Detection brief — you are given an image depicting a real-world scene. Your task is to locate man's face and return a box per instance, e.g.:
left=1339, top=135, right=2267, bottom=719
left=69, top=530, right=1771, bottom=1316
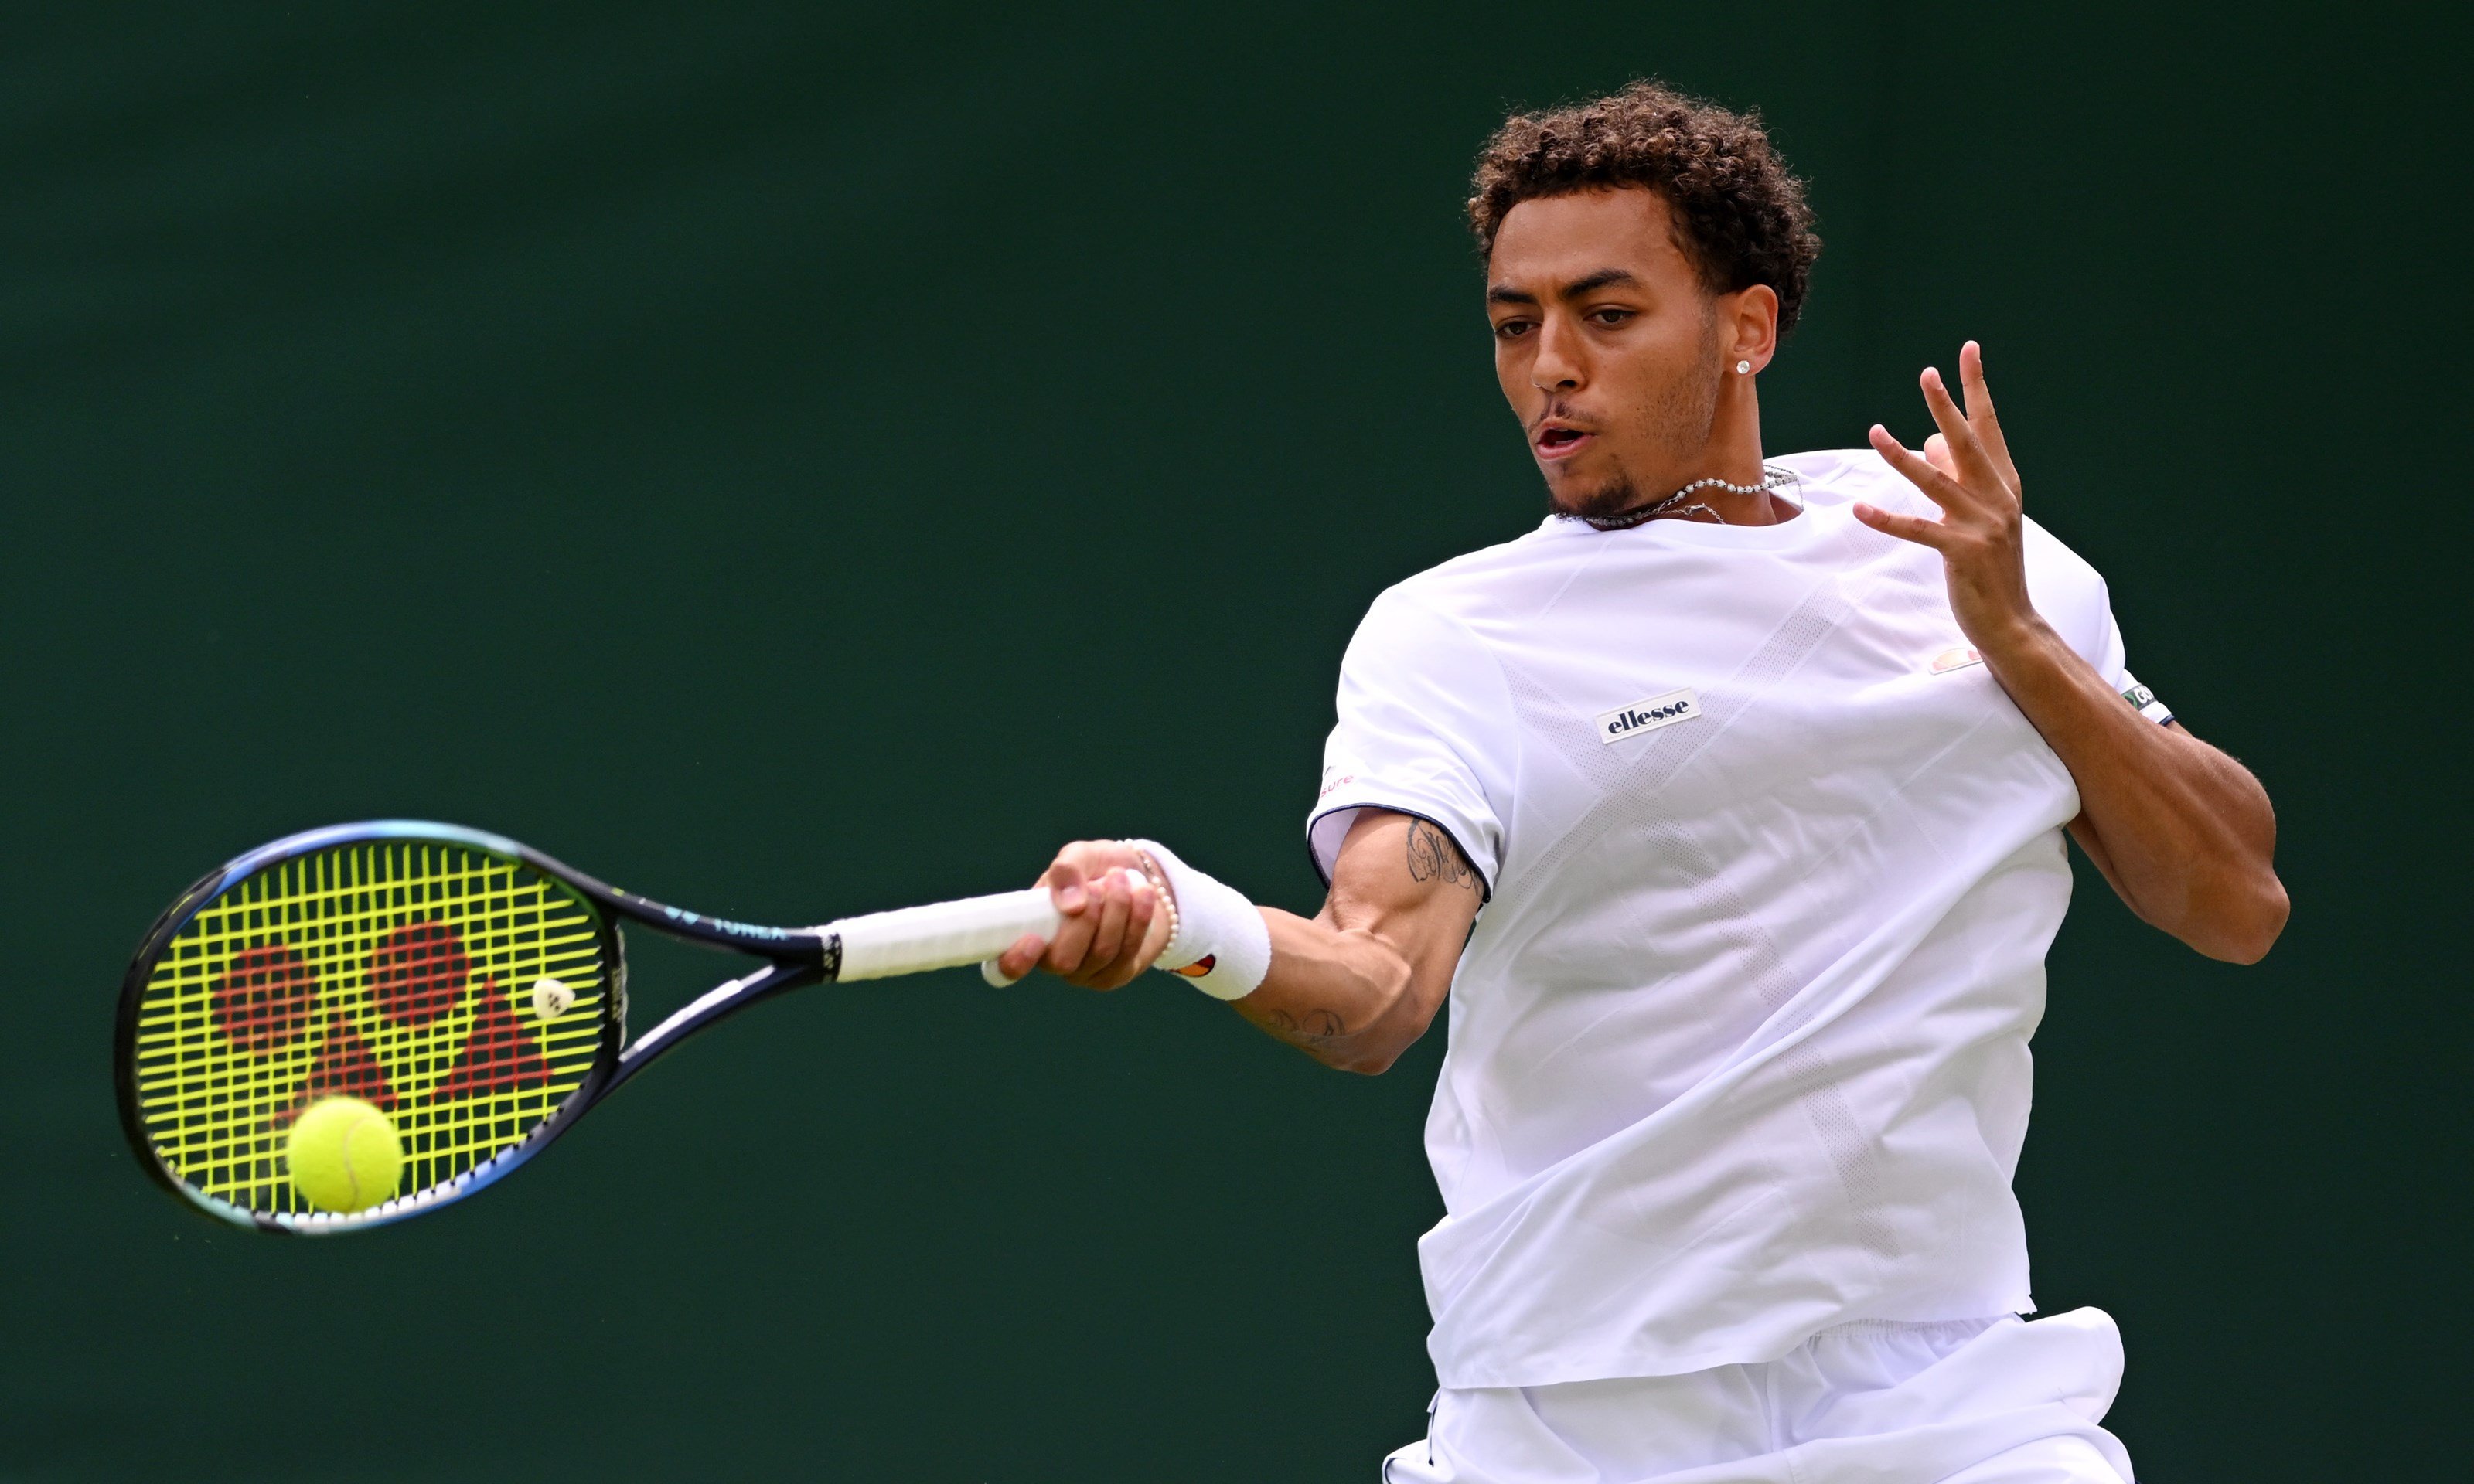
left=1486, top=189, right=1726, bottom=521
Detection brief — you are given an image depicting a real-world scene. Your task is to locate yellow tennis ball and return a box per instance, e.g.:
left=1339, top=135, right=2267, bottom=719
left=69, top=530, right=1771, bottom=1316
left=286, top=1096, right=404, bottom=1213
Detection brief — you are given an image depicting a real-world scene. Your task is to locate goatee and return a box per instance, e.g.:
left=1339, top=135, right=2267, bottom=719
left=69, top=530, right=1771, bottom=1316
left=1550, top=475, right=1654, bottom=526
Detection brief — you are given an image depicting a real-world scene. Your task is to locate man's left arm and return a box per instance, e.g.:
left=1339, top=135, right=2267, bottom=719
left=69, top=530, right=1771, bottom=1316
left=1855, top=340, right=2289, bottom=964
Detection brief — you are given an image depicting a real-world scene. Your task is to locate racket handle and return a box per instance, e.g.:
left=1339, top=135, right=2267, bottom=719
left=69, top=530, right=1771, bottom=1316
left=823, top=887, right=1060, bottom=982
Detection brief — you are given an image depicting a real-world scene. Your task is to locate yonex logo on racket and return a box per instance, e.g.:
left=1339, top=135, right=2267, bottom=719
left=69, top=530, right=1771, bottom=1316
left=659, top=905, right=794, bottom=941
left=1596, top=689, right=1700, bottom=744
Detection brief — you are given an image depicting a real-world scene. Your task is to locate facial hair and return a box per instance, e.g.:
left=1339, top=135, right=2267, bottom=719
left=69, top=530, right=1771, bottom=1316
left=1548, top=311, right=1725, bottom=524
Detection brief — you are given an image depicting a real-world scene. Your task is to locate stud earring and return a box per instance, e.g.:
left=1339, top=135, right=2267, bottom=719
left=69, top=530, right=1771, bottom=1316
left=1735, top=359, right=1752, bottom=375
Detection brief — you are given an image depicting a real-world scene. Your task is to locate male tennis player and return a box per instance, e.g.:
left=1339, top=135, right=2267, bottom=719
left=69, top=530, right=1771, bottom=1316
left=993, top=81, right=2284, bottom=1482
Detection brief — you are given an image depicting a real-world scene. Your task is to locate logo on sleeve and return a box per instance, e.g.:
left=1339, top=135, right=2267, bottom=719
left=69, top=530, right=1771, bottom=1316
left=1595, top=688, right=1700, bottom=744
left=2121, top=683, right=2173, bottom=723
left=1929, top=645, right=1985, bottom=674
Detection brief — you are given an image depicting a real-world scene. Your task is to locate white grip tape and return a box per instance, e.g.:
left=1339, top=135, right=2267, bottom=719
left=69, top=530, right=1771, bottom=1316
left=976, top=867, right=1154, bottom=987
left=823, top=888, right=1062, bottom=982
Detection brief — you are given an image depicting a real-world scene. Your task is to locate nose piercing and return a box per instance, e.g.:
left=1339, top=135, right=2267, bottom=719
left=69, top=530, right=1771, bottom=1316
left=1735, top=359, right=1752, bottom=375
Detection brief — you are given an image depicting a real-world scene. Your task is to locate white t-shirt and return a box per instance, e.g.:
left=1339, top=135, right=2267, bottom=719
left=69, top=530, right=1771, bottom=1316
left=1307, top=448, right=2166, bottom=1390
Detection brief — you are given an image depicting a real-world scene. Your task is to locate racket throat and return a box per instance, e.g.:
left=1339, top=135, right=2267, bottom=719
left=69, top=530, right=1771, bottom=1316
left=605, top=959, right=823, bottom=1094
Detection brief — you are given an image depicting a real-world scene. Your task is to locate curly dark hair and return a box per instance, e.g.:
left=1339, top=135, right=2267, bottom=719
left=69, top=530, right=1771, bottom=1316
left=1469, top=81, right=1822, bottom=334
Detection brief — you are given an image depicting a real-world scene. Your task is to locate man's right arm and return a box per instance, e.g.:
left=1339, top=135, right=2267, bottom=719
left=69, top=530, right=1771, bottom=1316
left=1234, top=810, right=1483, bottom=1074
left=990, top=808, right=1484, bottom=1075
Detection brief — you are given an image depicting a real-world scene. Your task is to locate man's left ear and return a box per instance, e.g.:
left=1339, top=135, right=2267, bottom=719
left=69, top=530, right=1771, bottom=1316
left=1726, top=284, right=1781, bottom=376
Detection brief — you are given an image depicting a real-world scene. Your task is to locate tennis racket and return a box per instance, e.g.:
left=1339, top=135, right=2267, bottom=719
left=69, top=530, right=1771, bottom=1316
left=115, top=820, right=1062, bottom=1235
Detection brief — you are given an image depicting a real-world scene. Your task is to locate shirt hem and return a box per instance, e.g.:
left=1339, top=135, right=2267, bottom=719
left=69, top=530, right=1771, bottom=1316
left=1427, top=1295, right=2040, bottom=1389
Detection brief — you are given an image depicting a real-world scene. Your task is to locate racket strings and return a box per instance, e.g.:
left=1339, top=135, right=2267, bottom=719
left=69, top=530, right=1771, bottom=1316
left=131, top=839, right=610, bottom=1217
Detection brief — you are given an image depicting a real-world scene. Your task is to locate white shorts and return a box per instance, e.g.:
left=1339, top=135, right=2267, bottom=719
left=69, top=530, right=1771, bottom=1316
left=1381, top=1308, right=2133, bottom=1483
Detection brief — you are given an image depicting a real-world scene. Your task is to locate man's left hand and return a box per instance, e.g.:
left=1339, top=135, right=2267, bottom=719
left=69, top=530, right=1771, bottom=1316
left=1855, top=341, right=2043, bottom=657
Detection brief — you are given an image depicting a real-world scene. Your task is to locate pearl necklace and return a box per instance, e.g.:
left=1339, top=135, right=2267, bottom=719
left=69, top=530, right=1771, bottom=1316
left=1583, top=467, right=1795, bottom=531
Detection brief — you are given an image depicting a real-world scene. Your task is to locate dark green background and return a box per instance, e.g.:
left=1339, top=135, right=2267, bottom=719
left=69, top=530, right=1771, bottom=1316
left=5, top=4, right=2463, bottom=1479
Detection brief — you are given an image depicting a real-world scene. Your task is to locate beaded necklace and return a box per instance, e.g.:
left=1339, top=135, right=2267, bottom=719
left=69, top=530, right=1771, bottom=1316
left=1583, top=467, right=1796, bottom=530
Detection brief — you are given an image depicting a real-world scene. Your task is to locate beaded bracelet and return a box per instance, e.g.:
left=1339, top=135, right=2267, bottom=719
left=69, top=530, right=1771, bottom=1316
left=1124, top=844, right=1181, bottom=955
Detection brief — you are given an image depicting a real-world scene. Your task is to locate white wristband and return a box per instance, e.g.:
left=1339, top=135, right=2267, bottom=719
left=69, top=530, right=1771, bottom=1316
left=1129, top=839, right=1270, bottom=1002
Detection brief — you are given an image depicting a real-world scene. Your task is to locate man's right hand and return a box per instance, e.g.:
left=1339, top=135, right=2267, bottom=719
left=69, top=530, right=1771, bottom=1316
left=997, top=812, right=1484, bottom=1076
left=990, top=839, right=1174, bottom=991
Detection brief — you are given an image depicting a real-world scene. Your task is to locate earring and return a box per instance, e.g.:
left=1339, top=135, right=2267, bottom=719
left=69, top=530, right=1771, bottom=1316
left=1735, top=359, right=1752, bottom=375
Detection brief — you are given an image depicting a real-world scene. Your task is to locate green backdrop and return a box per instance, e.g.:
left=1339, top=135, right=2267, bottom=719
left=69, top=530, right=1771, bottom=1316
left=5, top=3, right=2462, bottom=1478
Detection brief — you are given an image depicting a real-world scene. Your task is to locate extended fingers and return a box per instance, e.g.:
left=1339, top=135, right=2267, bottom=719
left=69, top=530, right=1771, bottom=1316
left=1919, top=367, right=2002, bottom=492
left=1924, top=432, right=1958, bottom=482
left=1956, top=341, right=1995, bottom=422
left=1851, top=499, right=1951, bottom=550
left=1868, top=424, right=1966, bottom=512
left=1958, top=341, right=2022, bottom=500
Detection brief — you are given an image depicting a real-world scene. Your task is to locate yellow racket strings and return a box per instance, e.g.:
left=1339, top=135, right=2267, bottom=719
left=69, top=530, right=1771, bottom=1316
left=130, top=839, right=610, bottom=1216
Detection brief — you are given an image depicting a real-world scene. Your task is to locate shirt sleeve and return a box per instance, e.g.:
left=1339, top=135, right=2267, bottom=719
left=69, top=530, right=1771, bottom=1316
left=2091, top=605, right=2176, bottom=726
left=1306, top=586, right=1513, bottom=892
left=2026, top=517, right=2176, bottom=727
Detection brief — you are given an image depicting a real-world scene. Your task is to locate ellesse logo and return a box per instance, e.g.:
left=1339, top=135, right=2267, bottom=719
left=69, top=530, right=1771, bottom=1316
left=1596, top=688, right=1700, bottom=744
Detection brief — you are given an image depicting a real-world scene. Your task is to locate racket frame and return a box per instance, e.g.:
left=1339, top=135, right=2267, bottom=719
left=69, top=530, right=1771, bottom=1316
left=114, top=820, right=840, bottom=1236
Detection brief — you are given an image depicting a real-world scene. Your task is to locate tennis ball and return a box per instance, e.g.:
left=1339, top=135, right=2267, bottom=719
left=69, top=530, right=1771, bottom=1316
left=286, top=1095, right=404, bottom=1213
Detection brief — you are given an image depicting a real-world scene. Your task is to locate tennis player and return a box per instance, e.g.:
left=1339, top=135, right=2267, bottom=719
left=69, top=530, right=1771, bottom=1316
left=993, top=81, right=2285, bottom=1483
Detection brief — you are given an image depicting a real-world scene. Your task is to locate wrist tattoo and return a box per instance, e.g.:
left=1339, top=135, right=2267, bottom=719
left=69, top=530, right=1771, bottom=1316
left=1406, top=819, right=1479, bottom=893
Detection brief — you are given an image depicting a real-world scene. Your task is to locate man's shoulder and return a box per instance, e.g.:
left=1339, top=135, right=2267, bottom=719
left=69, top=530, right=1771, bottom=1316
left=1369, top=522, right=1575, bottom=618
left=1770, top=448, right=1920, bottom=511
left=1337, top=527, right=1565, bottom=682
left=1777, top=448, right=2119, bottom=638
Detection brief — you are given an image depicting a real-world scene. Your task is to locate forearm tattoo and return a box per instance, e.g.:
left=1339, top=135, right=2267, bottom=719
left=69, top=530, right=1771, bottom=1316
left=1261, top=1005, right=1348, bottom=1045
left=1406, top=819, right=1480, bottom=893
